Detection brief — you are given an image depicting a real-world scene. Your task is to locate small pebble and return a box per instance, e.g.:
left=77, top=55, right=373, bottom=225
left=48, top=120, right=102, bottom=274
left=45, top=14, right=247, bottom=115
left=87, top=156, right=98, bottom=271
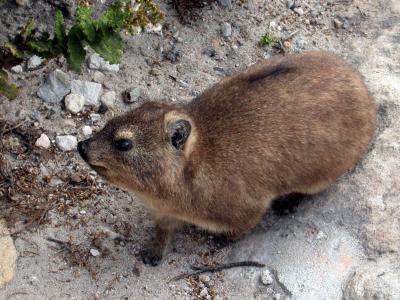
left=35, top=133, right=51, bottom=149
left=283, top=41, right=291, bottom=48
left=90, top=248, right=101, bottom=257
left=80, top=210, right=87, bottom=215
left=286, top=0, right=295, bottom=9
left=16, top=0, right=29, bottom=6
left=221, top=22, right=232, bottom=37
left=90, top=113, right=101, bottom=122
left=70, top=174, right=82, bottom=183
left=316, top=230, right=328, bottom=240
left=199, top=287, right=209, bottom=298
left=65, top=93, right=85, bottom=114
left=123, top=87, right=149, bottom=104
left=334, top=18, right=343, bottom=29
left=88, top=53, right=119, bottom=72
left=55, top=135, right=77, bottom=151
left=11, top=65, right=23, bottom=73
left=260, top=269, right=274, bottom=285
left=93, top=71, right=106, bottom=83
left=100, top=91, right=116, bottom=107
left=293, top=7, right=304, bottom=16
left=82, top=125, right=93, bottom=137
left=304, top=19, right=310, bottom=25
left=199, top=275, right=211, bottom=284
left=213, top=296, right=223, bottom=300
left=274, top=293, right=281, bottom=300
left=27, top=55, right=44, bottom=70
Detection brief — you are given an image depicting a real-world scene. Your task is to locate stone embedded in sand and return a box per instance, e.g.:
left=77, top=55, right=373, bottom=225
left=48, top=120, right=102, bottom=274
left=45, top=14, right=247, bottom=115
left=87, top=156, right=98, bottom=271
left=221, top=22, right=232, bottom=37
left=81, top=126, right=92, bottom=137
left=37, top=69, right=71, bottom=103
left=0, top=219, right=17, bottom=288
left=88, top=53, right=119, bottom=72
left=100, top=91, right=116, bottom=108
left=27, top=55, right=44, bottom=70
left=11, top=65, right=23, bottom=74
left=260, top=269, right=274, bottom=285
left=65, top=93, right=85, bottom=114
left=71, top=80, right=102, bottom=106
left=35, top=133, right=51, bottom=149
left=56, top=135, right=77, bottom=151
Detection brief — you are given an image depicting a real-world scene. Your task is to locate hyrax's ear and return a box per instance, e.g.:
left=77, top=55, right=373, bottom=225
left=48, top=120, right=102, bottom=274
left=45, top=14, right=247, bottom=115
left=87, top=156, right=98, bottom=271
left=167, top=119, right=192, bottom=150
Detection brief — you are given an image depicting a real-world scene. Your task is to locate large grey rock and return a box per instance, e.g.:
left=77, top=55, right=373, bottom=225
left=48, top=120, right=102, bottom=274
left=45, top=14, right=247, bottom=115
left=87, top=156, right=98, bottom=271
left=88, top=53, right=119, bottom=72
left=71, top=80, right=102, bottom=106
left=37, top=69, right=71, bottom=103
left=343, top=257, right=400, bottom=300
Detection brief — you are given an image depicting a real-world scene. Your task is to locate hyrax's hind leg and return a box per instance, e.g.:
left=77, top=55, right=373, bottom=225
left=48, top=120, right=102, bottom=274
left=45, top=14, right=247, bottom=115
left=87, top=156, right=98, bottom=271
left=140, top=216, right=183, bottom=266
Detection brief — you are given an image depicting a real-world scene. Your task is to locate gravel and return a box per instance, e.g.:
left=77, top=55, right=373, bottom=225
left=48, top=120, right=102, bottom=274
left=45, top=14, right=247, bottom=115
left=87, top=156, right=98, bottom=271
left=37, top=69, right=71, bottom=103
left=64, top=93, right=85, bottom=114
left=35, top=133, right=51, bottom=149
left=88, top=53, right=120, bottom=72
left=55, top=135, right=77, bottom=151
left=165, top=46, right=182, bottom=63
left=71, top=80, right=102, bottom=106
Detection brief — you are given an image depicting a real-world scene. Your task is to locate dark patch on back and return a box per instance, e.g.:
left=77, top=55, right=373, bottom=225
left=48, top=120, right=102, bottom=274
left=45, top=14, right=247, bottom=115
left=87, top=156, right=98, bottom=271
left=247, top=63, right=294, bottom=83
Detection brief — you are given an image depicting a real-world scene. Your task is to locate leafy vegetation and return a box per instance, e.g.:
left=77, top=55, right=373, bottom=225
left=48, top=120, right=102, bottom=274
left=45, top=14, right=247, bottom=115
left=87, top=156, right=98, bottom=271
left=1, top=0, right=164, bottom=73
left=259, top=32, right=278, bottom=46
left=0, top=69, right=20, bottom=100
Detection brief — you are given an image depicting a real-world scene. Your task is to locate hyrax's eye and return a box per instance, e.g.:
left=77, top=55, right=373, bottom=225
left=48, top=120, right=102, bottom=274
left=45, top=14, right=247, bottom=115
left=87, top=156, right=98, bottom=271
left=114, top=139, right=133, bottom=151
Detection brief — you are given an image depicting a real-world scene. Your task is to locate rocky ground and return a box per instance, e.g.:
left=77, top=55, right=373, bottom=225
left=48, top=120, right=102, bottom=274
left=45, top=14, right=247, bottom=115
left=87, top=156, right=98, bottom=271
left=0, top=0, right=399, bottom=299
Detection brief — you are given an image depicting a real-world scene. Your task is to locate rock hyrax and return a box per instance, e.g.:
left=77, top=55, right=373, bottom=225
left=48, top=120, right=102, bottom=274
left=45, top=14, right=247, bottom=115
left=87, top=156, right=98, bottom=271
left=77, top=51, right=376, bottom=266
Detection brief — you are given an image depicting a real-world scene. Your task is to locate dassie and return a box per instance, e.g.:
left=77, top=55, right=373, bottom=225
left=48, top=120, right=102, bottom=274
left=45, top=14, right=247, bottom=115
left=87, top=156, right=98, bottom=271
left=77, top=51, right=376, bottom=266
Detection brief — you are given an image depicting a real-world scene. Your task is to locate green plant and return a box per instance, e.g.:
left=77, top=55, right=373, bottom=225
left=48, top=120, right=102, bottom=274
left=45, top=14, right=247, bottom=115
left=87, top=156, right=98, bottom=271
left=0, top=70, right=20, bottom=100
left=259, top=32, right=278, bottom=46
left=1, top=0, right=164, bottom=73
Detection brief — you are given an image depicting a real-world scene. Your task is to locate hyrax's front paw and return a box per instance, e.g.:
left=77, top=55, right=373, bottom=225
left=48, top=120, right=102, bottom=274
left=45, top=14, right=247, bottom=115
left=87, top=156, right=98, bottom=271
left=140, top=248, right=162, bottom=267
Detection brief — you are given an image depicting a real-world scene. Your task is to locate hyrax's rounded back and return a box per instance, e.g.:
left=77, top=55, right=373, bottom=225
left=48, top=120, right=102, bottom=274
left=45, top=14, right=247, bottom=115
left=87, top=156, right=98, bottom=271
left=80, top=51, right=376, bottom=236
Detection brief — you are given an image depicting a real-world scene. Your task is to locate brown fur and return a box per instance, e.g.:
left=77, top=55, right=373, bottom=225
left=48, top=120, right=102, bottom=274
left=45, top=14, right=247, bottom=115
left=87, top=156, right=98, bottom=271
left=78, top=51, right=376, bottom=265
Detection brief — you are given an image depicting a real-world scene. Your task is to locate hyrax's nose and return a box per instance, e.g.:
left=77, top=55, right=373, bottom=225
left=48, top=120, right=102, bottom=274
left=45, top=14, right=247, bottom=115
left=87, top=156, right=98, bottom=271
left=77, top=139, right=91, bottom=161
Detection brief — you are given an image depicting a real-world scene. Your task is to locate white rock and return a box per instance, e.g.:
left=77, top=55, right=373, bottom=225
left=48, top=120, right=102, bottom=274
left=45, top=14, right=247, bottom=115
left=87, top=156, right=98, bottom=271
left=71, top=80, right=102, bottom=106
left=144, top=23, right=163, bottom=34
left=261, top=269, right=274, bottom=285
left=316, top=231, right=328, bottom=240
left=90, top=113, right=101, bottom=122
left=80, top=209, right=86, bottom=215
left=273, top=293, right=281, bottom=300
left=213, top=296, right=223, bottom=300
left=221, top=22, right=232, bottom=37
left=35, top=133, right=51, bottom=149
left=37, top=69, right=71, bottom=103
left=90, top=248, right=101, bottom=257
left=11, top=65, right=23, bottom=73
left=55, top=135, right=77, bottom=151
left=64, top=93, right=85, bottom=114
left=100, top=91, right=116, bottom=107
left=93, top=71, right=105, bottom=83
left=199, top=287, right=209, bottom=297
left=88, top=53, right=119, bottom=72
left=199, top=274, right=211, bottom=284
left=82, top=126, right=92, bottom=137
left=294, top=7, right=304, bottom=16
left=27, top=55, right=44, bottom=70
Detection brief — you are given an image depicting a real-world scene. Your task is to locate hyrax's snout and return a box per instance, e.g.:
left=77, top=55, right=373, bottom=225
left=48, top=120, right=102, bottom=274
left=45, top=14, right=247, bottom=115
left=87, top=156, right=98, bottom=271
left=77, top=138, right=92, bottom=161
